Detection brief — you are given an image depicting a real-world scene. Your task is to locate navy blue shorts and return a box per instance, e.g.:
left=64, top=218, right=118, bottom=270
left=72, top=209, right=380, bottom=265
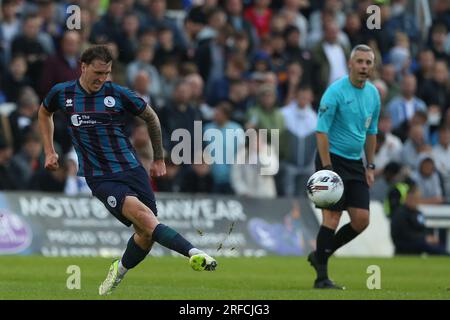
left=85, top=166, right=157, bottom=227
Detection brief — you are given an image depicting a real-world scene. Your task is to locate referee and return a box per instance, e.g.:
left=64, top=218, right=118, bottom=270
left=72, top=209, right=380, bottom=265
left=307, top=45, right=381, bottom=289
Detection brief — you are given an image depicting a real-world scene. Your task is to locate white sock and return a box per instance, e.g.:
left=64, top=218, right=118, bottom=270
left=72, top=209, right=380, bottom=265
left=118, top=260, right=128, bottom=277
left=188, top=248, right=204, bottom=257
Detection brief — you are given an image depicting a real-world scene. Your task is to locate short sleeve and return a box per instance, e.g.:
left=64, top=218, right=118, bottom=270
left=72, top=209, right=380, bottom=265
left=42, top=84, right=62, bottom=113
left=367, top=89, right=381, bottom=135
left=117, top=85, right=146, bottom=116
left=316, top=86, right=339, bottom=133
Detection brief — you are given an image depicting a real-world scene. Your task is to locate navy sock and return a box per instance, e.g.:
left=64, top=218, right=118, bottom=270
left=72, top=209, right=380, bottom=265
left=121, top=234, right=149, bottom=269
left=152, top=224, right=194, bottom=257
left=331, top=223, right=360, bottom=253
left=315, top=225, right=335, bottom=280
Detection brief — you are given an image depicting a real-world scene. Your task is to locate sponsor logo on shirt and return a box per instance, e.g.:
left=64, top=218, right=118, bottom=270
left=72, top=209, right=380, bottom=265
left=70, top=113, right=111, bottom=127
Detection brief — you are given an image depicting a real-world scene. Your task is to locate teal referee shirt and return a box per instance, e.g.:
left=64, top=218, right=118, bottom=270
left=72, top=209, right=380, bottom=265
left=316, top=75, right=381, bottom=160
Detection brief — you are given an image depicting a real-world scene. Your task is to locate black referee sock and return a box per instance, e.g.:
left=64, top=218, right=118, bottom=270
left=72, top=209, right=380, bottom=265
left=152, top=223, right=194, bottom=257
left=315, top=225, right=335, bottom=280
left=331, top=223, right=360, bottom=253
left=121, top=234, right=150, bottom=269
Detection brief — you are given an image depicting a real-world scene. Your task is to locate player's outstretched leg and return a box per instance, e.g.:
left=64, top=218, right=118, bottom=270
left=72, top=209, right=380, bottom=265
left=152, top=223, right=218, bottom=271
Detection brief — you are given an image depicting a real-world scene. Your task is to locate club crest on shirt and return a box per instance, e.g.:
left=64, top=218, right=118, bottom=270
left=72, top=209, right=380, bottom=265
left=104, top=96, right=116, bottom=108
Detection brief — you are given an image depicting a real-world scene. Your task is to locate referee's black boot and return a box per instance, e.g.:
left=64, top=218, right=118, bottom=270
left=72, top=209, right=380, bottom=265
left=313, top=278, right=346, bottom=290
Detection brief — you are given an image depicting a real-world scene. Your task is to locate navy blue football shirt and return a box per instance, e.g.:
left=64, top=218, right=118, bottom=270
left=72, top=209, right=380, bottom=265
left=43, top=80, right=146, bottom=177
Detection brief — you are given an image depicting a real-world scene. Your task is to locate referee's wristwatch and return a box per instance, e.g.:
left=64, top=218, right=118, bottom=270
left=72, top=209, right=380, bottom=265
left=366, top=163, right=376, bottom=170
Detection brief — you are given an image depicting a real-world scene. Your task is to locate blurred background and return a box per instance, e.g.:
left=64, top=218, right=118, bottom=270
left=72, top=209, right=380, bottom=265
left=0, top=0, right=449, bottom=258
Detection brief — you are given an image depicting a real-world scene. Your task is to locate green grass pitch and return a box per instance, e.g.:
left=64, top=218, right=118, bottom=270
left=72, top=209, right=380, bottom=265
left=0, top=256, right=449, bottom=300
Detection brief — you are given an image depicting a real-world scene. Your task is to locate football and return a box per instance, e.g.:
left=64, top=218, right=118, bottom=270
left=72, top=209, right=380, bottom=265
left=306, top=170, right=344, bottom=208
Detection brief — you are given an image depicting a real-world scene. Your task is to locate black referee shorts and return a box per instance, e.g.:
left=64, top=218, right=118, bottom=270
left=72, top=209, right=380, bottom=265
left=314, top=152, right=370, bottom=211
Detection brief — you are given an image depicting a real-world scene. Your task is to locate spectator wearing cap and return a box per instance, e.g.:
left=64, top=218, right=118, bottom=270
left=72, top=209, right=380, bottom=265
left=38, top=30, right=81, bottom=99
left=250, top=50, right=273, bottom=73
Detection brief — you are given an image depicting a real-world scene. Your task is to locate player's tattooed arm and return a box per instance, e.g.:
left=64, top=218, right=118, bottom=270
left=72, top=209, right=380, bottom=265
left=138, top=105, right=164, bottom=160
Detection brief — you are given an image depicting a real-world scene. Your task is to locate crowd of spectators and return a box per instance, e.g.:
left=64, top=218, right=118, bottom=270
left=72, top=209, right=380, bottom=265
left=0, top=0, right=449, bottom=214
